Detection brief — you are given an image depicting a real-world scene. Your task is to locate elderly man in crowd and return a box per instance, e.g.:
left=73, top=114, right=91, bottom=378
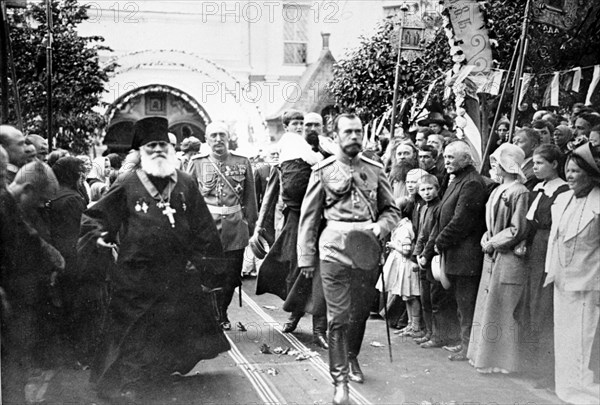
left=297, top=113, right=400, bottom=404
left=189, top=121, right=258, bottom=330
left=0, top=125, right=30, bottom=183
left=1, top=161, right=61, bottom=403
left=87, top=117, right=229, bottom=402
left=26, top=134, right=49, bottom=162
left=434, top=141, right=487, bottom=362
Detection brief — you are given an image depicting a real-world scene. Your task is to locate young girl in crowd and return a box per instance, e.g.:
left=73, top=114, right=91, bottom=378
left=467, top=143, right=530, bottom=373
left=520, top=144, right=569, bottom=387
left=377, top=169, right=428, bottom=338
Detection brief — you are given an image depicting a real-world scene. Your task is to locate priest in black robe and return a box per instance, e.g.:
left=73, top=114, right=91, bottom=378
left=86, top=117, right=229, bottom=402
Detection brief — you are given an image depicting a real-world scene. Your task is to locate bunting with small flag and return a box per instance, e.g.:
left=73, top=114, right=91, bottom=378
left=585, top=65, right=600, bottom=106
left=542, top=72, right=561, bottom=107
left=572, top=67, right=582, bottom=92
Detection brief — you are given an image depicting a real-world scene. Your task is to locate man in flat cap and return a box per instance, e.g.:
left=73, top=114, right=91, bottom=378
left=86, top=116, right=229, bottom=402
left=188, top=121, right=258, bottom=330
left=178, top=135, right=201, bottom=172
left=297, top=113, right=400, bottom=404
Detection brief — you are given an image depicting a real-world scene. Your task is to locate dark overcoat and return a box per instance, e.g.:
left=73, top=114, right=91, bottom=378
left=434, top=165, right=487, bottom=276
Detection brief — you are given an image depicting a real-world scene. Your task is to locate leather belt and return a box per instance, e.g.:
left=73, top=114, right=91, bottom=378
left=207, top=204, right=242, bottom=215
left=325, top=220, right=373, bottom=231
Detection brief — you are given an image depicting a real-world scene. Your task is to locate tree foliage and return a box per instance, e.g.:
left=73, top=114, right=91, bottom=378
left=6, top=0, right=115, bottom=153
left=327, top=0, right=600, bottom=123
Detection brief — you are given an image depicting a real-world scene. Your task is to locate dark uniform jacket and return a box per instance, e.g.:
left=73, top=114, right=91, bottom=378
left=298, top=152, right=401, bottom=269
left=189, top=151, right=258, bottom=252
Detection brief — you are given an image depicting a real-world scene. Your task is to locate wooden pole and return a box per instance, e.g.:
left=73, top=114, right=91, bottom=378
left=480, top=37, right=521, bottom=175
left=508, top=0, right=532, bottom=141
left=46, top=0, right=53, bottom=151
left=0, top=1, right=9, bottom=123
left=388, top=4, right=408, bottom=139
left=1, top=2, right=22, bottom=130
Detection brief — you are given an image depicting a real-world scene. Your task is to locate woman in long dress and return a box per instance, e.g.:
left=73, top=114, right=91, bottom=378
left=467, top=143, right=530, bottom=373
left=545, top=143, right=600, bottom=404
left=520, top=144, right=568, bottom=386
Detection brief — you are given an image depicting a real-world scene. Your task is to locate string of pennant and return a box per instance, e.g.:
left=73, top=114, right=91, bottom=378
left=461, top=64, right=600, bottom=107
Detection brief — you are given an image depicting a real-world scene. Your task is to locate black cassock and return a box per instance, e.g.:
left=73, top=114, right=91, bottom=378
left=255, top=158, right=325, bottom=315
left=85, top=169, right=229, bottom=392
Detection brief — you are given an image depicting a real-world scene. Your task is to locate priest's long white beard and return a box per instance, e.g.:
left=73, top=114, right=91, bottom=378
left=140, top=146, right=178, bottom=178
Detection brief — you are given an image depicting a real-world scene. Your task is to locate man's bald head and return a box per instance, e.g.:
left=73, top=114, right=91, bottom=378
left=443, top=141, right=473, bottom=173
left=26, top=134, right=49, bottom=162
left=0, top=125, right=28, bottom=167
left=9, top=160, right=59, bottom=211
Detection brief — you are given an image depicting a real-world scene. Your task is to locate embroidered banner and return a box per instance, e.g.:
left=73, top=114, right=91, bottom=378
left=443, top=0, right=493, bottom=74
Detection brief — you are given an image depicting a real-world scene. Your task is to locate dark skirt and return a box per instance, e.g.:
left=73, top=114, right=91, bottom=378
left=256, top=209, right=325, bottom=315
left=256, top=208, right=300, bottom=300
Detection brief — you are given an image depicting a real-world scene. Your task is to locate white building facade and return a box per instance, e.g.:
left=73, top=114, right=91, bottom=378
left=77, top=0, right=442, bottom=151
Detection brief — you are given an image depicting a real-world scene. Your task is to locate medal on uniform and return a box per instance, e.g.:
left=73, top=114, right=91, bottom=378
left=135, top=201, right=142, bottom=212
left=141, top=201, right=149, bottom=213
left=180, top=192, right=187, bottom=212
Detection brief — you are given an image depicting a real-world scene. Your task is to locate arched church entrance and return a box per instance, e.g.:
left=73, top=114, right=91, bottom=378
left=100, top=49, right=268, bottom=154
left=103, top=84, right=210, bottom=153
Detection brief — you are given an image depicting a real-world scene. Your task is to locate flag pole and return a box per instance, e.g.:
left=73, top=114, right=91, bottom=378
left=507, top=0, right=532, bottom=142
left=46, top=0, right=53, bottom=151
left=388, top=3, right=409, bottom=139
left=480, top=37, right=521, bottom=175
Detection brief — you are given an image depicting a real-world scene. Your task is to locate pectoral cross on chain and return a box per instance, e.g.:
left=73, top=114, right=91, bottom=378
left=162, top=203, right=176, bottom=228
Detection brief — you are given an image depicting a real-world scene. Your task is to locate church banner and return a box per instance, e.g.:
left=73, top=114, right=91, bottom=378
left=442, top=0, right=493, bottom=74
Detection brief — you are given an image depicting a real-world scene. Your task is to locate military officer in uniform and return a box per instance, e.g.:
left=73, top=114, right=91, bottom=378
left=189, top=122, right=258, bottom=330
left=297, top=113, right=400, bottom=405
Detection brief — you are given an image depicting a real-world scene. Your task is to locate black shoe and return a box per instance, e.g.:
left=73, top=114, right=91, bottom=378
left=348, top=357, right=364, bottom=384
left=313, top=334, right=329, bottom=349
left=282, top=315, right=301, bottom=333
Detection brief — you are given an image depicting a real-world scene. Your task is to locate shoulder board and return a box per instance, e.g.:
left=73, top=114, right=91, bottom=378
left=359, top=154, right=383, bottom=168
left=311, top=155, right=337, bottom=171
left=230, top=151, right=249, bottom=160
left=191, top=152, right=209, bottom=160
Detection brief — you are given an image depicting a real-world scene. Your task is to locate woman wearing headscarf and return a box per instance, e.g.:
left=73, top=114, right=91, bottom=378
left=494, top=118, right=510, bottom=146
left=467, top=143, right=530, bottom=372
left=545, top=142, right=600, bottom=404
left=48, top=157, right=93, bottom=365
left=86, top=156, right=111, bottom=202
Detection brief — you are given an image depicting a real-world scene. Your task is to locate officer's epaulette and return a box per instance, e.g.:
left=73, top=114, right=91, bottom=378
left=190, top=152, right=209, bottom=160
left=230, top=150, right=248, bottom=159
left=311, top=155, right=337, bottom=171
left=359, top=154, right=384, bottom=168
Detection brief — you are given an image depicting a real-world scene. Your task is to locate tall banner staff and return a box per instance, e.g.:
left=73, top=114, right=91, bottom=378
left=507, top=0, right=532, bottom=142
left=479, top=38, right=521, bottom=175
left=46, top=0, right=53, bottom=151
left=388, top=2, right=409, bottom=140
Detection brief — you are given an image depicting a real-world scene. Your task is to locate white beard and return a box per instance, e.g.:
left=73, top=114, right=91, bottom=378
left=140, top=145, right=178, bottom=178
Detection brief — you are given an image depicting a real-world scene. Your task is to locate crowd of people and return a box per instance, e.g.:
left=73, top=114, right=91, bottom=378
left=0, top=100, right=598, bottom=405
